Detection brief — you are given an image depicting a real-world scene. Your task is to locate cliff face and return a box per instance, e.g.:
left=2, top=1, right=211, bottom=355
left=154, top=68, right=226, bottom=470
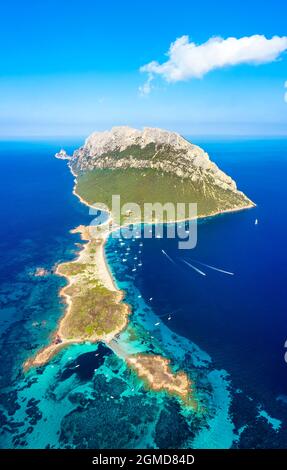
left=69, top=126, right=238, bottom=193
left=56, top=126, right=255, bottom=215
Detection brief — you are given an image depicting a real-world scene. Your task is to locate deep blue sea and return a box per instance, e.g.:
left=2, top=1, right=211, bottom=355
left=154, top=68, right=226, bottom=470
left=0, top=138, right=287, bottom=448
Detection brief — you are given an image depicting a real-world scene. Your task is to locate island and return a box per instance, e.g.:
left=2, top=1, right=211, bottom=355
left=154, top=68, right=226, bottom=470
left=25, top=126, right=254, bottom=407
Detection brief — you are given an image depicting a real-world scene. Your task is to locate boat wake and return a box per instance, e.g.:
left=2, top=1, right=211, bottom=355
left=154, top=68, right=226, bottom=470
left=161, top=249, right=176, bottom=265
left=189, top=259, right=234, bottom=276
left=161, top=249, right=234, bottom=277
left=181, top=259, right=206, bottom=276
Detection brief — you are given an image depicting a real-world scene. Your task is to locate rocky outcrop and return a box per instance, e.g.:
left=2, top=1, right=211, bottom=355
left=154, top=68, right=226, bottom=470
left=68, top=127, right=239, bottom=192
left=55, top=149, right=71, bottom=161
left=58, top=126, right=254, bottom=206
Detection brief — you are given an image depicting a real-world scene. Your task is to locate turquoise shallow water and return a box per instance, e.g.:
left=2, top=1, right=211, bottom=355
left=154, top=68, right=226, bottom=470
left=0, top=139, right=287, bottom=448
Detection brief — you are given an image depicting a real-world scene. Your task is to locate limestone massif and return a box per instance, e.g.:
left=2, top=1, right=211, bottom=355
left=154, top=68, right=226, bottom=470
left=56, top=126, right=255, bottom=215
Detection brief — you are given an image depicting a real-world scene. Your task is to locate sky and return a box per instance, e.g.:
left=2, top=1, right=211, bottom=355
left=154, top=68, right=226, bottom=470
left=0, top=0, right=287, bottom=138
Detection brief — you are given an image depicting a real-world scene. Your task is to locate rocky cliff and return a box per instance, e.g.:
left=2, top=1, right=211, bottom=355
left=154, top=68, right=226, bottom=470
left=68, top=126, right=239, bottom=193
left=56, top=126, right=255, bottom=218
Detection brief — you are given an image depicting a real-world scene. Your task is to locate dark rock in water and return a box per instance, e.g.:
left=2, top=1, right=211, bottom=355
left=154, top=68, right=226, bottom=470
left=60, top=384, right=159, bottom=449
left=60, top=343, right=111, bottom=382
left=154, top=398, right=191, bottom=449
left=26, top=398, right=42, bottom=426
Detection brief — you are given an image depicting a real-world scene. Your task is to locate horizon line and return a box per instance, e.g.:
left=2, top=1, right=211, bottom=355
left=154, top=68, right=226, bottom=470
left=1, top=133, right=287, bottom=142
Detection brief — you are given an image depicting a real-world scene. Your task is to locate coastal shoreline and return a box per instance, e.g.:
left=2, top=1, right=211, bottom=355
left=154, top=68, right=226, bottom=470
left=24, top=169, right=254, bottom=370
left=23, top=223, right=128, bottom=371
left=24, top=157, right=254, bottom=405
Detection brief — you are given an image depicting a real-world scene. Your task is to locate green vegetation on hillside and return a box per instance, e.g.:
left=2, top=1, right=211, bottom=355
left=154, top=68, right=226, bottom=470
left=101, top=143, right=157, bottom=160
left=76, top=168, right=252, bottom=223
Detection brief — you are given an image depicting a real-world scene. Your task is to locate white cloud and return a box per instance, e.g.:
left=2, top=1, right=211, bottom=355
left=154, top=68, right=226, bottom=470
left=140, top=35, right=287, bottom=92
left=139, top=74, right=153, bottom=96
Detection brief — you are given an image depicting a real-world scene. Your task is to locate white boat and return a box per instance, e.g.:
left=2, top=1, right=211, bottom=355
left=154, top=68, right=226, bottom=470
left=255, top=219, right=258, bottom=225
